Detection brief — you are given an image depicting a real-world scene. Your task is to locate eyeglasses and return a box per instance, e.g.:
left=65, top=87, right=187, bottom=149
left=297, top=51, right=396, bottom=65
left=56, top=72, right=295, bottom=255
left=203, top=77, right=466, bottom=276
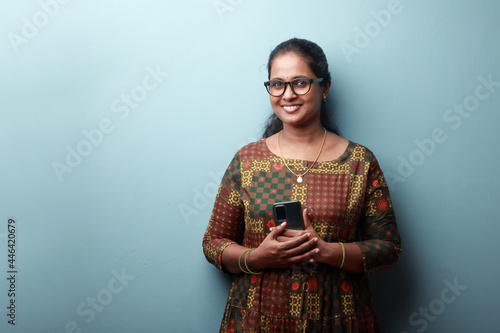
left=264, top=77, right=324, bottom=97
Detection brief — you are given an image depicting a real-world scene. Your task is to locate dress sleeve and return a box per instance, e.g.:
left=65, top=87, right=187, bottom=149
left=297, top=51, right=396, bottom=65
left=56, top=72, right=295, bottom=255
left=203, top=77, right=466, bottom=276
left=355, top=155, right=402, bottom=277
left=202, top=152, right=245, bottom=273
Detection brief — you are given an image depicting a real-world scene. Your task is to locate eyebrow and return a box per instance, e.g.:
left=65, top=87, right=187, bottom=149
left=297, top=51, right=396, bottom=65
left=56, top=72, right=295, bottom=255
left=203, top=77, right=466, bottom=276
left=270, top=75, right=311, bottom=81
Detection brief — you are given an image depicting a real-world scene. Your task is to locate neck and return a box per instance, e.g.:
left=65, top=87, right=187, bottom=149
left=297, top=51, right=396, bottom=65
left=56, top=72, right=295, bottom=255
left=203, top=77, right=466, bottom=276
left=276, top=124, right=327, bottom=178
left=280, top=122, right=325, bottom=145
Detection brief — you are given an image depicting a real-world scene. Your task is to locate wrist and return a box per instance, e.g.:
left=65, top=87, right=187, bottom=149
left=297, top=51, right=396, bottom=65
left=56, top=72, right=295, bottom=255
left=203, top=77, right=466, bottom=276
left=246, top=248, right=264, bottom=272
left=323, top=242, right=344, bottom=267
left=338, top=242, right=346, bottom=269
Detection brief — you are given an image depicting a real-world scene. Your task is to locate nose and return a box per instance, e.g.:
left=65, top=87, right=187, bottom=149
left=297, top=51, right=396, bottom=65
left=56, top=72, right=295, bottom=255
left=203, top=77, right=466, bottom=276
left=282, top=82, right=297, bottom=100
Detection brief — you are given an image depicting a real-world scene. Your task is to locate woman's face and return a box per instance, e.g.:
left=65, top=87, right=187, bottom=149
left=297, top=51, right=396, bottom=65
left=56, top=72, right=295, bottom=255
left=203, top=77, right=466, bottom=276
left=268, top=52, right=328, bottom=129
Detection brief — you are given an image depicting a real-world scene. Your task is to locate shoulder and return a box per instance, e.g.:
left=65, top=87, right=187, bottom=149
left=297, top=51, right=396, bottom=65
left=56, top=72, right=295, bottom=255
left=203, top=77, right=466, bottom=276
left=346, top=141, right=377, bottom=163
left=223, top=140, right=268, bottom=176
left=234, top=139, right=269, bottom=160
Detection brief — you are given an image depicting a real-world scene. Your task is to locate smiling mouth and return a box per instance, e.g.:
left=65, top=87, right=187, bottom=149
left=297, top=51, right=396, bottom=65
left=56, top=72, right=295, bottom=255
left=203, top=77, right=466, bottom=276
left=282, top=105, right=301, bottom=112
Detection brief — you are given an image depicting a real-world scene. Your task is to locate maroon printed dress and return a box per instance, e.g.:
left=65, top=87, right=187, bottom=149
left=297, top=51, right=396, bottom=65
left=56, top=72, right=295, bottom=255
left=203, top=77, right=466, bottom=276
left=203, top=139, right=401, bottom=333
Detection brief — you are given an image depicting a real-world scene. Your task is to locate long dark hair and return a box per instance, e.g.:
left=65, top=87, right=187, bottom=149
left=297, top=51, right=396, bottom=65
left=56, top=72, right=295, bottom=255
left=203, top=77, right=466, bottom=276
left=261, top=38, right=340, bottom=138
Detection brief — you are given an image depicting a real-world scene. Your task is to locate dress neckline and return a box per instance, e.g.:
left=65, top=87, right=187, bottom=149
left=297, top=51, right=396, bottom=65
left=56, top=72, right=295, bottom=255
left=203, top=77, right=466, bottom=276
left=260, top=138, right=354, bottom=164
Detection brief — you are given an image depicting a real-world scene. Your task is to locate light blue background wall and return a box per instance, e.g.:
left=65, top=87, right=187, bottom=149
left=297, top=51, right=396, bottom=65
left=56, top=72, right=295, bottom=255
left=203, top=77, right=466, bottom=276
left=1, top=1, right=499, bottom=332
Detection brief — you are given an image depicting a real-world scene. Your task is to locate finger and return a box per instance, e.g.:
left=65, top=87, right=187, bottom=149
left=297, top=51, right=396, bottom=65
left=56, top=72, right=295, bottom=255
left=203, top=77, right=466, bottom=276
left=277, top=231, right=308, bottom=242
left=303, top=208, right=313, bottom=230
left=286, top=237, right=318, bottom=257
left=269, top=221, right=287, bottom=239
left=280, top=233, right=312, bottom=251
left=276, top=235, right=294, bottom=242
left=295, top=247, right=320, bottom=265
left=287, top=243, right=320, bottom=265
left=281, top=229, right=307, bottom=238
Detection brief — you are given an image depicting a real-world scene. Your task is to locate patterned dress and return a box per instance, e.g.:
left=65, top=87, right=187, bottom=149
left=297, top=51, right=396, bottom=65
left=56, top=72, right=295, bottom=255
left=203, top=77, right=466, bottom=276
left=203, top=139, right=401, bottom=333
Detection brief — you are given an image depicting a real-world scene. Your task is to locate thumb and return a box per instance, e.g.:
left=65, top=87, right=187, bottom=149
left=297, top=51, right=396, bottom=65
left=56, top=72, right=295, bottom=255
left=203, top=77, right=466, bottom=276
left=303, top=208, right=313, bottom=230
left=269, top=221, right=286, bottom=239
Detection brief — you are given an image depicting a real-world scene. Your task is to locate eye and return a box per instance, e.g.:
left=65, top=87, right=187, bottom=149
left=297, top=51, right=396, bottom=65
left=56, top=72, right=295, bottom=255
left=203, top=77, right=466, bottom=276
left=294, top=79, right=309, bottom=87
left=270, top=80, right=284, bottom=88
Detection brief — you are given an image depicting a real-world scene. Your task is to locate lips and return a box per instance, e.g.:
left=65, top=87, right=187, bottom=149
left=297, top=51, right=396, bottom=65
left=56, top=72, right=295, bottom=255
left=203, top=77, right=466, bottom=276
left=282, top=104, right=301, bottom=113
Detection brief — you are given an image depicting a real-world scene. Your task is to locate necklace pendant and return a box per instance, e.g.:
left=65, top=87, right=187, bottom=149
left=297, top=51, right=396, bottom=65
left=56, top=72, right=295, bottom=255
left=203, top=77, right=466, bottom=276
left=297, top=176, right=303, bottom=183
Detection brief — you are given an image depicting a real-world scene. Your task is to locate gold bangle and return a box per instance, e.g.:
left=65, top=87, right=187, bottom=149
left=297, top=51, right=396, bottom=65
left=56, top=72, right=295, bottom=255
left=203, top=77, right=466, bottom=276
left=244, top=249, right=262, bottom=275
left=339, top=242, right=346, bottom=269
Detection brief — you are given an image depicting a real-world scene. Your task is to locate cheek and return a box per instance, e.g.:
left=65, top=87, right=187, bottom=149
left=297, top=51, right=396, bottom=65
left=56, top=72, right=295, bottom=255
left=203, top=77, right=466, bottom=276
left=308, top=92, right=323, bottom=107
left=270, top=96, right=281, bottom=109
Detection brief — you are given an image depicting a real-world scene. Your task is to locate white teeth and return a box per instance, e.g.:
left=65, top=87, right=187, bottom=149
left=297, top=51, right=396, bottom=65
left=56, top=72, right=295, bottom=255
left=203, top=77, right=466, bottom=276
left=283, top=105, right=299, bottom=111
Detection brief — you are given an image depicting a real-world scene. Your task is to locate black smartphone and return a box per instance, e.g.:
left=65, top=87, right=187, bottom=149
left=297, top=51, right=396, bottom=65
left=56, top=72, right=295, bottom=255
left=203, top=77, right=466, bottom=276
left=272, top=200, right=305, bottom=230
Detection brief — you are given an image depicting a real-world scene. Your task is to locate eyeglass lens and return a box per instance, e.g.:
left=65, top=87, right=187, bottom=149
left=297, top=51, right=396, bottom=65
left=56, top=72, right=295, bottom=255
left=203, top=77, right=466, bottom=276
left=267, top=78, right=312, bottom=96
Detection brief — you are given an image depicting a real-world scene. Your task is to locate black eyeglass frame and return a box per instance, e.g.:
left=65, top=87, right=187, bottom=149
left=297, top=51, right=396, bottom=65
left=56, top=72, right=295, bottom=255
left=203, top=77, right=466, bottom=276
left=264, top=77, right=325, bottom=97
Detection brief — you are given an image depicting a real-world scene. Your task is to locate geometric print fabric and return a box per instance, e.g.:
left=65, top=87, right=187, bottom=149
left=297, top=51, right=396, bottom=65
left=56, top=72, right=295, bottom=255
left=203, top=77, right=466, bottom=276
left=203, top=139, right=401, bottom=333
left=249, top=170, right=292, bottom=218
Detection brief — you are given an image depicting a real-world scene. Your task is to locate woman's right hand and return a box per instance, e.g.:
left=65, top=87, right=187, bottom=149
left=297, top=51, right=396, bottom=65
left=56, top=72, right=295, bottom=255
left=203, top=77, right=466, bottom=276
left=248, top=222, right=318, bottom=270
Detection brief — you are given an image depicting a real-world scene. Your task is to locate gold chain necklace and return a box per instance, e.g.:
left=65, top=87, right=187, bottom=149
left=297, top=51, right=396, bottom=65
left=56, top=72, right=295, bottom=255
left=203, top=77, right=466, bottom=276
left=277, top=128, right=327, bottom=183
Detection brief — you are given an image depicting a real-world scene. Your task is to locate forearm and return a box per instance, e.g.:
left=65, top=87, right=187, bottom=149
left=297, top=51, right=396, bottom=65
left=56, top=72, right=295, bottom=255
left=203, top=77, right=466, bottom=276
left=321, top=242, right=363, bottom=273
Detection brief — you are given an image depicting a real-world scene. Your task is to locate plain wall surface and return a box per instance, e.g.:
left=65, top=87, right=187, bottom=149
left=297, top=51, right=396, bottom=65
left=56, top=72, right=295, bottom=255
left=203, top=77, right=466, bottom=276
left=1, top=1, right=499, bottom=332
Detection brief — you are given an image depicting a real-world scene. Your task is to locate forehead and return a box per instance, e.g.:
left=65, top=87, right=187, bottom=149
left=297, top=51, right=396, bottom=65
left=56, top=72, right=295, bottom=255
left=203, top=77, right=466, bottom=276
left=270, top=52, right=314, bottom=79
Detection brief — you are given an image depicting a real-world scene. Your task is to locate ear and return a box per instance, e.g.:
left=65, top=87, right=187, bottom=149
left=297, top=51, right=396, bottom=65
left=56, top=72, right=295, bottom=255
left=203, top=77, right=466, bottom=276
left=322, top=80, right=331, bottom=98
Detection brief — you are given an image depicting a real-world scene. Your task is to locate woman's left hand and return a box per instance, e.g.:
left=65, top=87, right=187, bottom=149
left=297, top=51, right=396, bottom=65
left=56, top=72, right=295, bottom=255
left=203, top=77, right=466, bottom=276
left=277, top=208, right=335, bottom=265
left=276, top=208, right=363, bottom=271
left=300, top=208, right=334, bottom=264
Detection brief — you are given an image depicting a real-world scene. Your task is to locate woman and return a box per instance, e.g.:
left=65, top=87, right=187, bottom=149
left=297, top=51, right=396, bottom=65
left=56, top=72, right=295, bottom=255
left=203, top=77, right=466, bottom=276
left=203, top=38, right=401, bottom=332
